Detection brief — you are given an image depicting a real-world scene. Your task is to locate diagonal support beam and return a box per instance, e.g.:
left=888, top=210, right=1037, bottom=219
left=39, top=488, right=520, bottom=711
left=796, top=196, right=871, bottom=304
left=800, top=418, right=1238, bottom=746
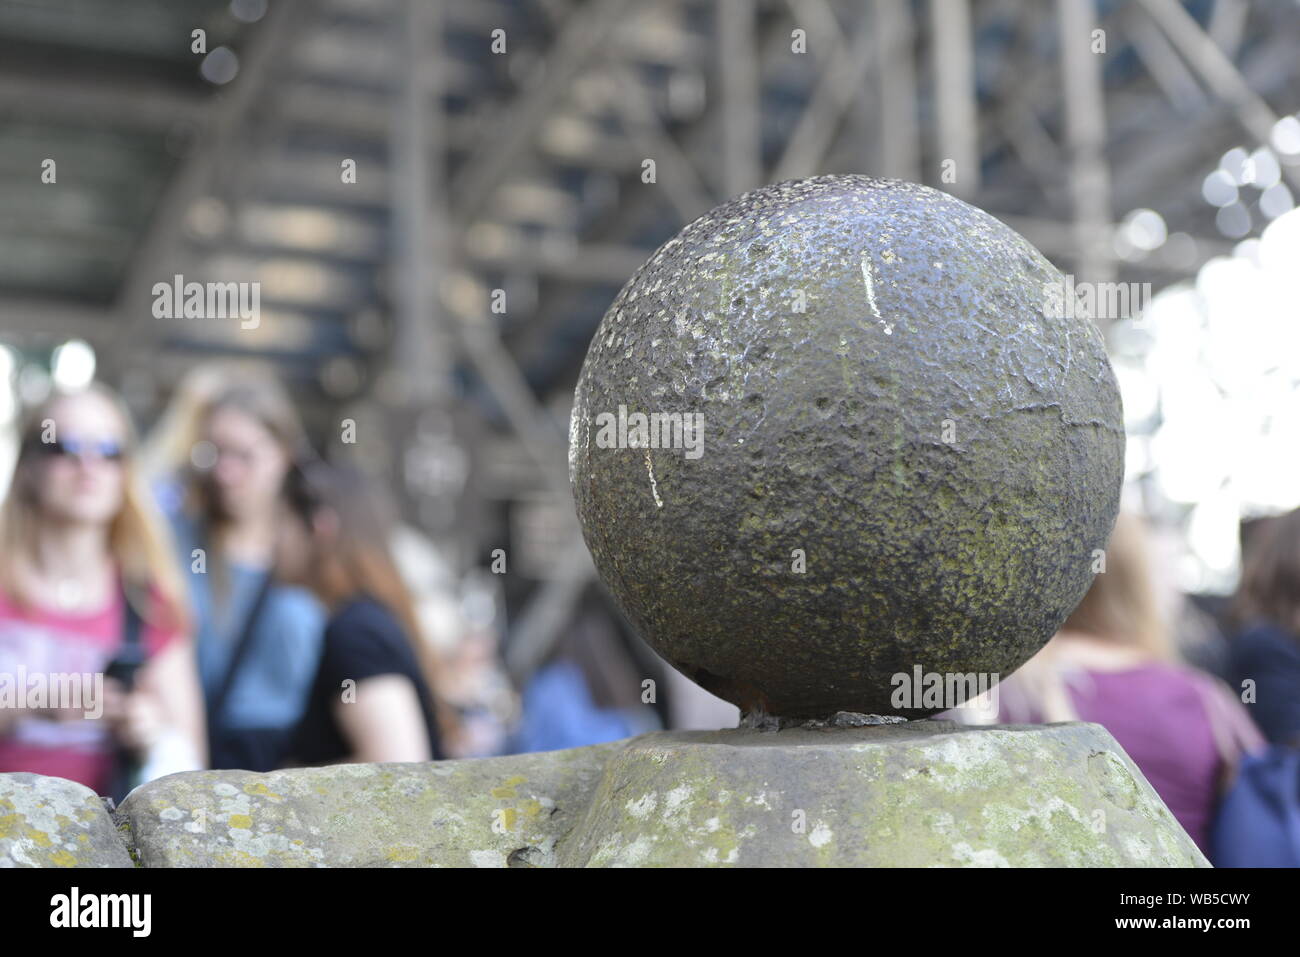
left=444, top=279, right=571, bottom=505
left=998, top=109, right=1065, bottom=199
left=1207, top=0, right=1249, bottom=60
left=106, top=0, right=304, bottom=367
left=1123, top=3, right=1208, bottom=113
left=446, top=294, right=593, bottom=683
left=772, top=1, right=876, bottom=181
left=450, top=0, right=634, bottom=224
left=504, top=545, right=595, bottom=681
left=609, top=69, right=716, bottom=223
left=1138, top=0, right=1300, bottom=189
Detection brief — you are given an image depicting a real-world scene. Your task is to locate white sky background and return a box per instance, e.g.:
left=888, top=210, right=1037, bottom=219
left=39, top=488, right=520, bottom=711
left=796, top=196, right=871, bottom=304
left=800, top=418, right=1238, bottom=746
left=1118, top=199, right=1300, bottom=595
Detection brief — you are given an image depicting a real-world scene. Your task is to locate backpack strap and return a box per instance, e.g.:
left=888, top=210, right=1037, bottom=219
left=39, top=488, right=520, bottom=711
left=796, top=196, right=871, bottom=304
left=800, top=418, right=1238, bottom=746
left=121, top=594, right=143, bottom=650
left=1194, top=673, right=1264, bottom=793
left=114, top=589, right=149, bottom=691
left=207, top=572, right=275, bottom=723
left=106, top=588, right=149, bottom=805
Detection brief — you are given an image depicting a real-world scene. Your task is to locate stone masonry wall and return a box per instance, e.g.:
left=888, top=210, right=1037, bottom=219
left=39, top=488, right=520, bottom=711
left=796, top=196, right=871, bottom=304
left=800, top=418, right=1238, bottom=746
left=0, top=720, right=1209, bottom=868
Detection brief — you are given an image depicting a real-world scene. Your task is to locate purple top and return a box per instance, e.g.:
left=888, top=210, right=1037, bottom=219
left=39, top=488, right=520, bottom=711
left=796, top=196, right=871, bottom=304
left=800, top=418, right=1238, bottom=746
left=997, top=663, right=1263, bottom=856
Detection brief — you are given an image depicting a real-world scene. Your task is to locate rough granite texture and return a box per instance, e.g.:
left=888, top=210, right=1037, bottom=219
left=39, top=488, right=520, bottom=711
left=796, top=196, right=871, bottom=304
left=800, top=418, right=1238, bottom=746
left=568, top=175, right=1126, bottom=717
left=117, top=742, right=622, bottom=868
left=559, top=721, right=1207, bottom=867
left=1, top=722, right=1205, bottom=868
left=0, top=772, right=133, bottom=867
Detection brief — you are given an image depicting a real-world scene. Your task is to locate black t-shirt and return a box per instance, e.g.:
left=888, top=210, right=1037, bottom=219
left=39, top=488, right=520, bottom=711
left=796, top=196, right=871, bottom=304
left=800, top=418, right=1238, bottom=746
left=290, top=596, right=442, bottom=764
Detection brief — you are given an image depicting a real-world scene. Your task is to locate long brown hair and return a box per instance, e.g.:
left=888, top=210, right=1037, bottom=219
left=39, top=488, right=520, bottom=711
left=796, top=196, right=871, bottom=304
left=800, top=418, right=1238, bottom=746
left=283, top=462, right=445, bottom=718
left=1230, top=507, right=1300, bottom=639
left=0, top=384, right=188, bottom=632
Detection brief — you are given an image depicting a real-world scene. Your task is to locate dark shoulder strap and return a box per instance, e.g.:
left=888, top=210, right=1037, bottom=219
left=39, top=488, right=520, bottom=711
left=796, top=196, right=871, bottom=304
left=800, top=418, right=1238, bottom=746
left=116, top=589, right=148, bottom=691
left=121, top=592, right=144, bottom=651
left=208, top=572, right=276, bottom=722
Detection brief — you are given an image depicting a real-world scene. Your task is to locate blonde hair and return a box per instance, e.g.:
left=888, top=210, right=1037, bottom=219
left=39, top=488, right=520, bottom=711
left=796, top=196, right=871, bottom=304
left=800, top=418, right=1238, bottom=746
left=999, top=511, right=1177, bottom=723
left=0, top=383, right=189, bottom=632
left=141, top=362, right=310, bottom=530
left=1059, top=510, right=1176, bottom=659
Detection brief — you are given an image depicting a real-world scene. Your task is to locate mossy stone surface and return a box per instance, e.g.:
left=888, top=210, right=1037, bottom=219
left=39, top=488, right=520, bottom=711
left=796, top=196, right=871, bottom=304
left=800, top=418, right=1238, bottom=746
left=14, top=723, right=1203, bottom=868
left=569, top=175, right=1125, bottom=717
left=559, top=722, right=1208, bottom=868
left=118, top=743, right=619, bottom=868
left=0, top=772, right=132, bottom=867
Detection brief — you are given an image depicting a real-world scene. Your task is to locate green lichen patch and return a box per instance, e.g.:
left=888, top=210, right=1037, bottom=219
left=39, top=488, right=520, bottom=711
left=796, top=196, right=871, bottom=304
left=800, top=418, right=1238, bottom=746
left=119, top=742, right=623, bottom=868
left=0, top=773, right=133, bottom=867
left=559, top=722, right=1207, bottom=868
left=11, top=723, right=1204, bottom=869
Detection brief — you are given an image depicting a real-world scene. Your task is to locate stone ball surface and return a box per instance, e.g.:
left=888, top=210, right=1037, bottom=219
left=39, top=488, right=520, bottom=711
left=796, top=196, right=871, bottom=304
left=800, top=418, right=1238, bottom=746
left=569, top=175, right=1125, bottom=718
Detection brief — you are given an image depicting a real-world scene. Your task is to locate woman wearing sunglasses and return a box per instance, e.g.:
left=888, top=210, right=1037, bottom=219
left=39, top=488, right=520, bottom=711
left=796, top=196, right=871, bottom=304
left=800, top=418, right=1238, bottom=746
left=0, top=385, right=205, bottom=799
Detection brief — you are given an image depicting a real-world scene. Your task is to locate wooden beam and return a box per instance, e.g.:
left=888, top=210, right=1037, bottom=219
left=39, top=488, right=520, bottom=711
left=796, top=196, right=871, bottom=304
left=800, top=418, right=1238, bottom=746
left=772, top=2, right=876, bottom=181
left=1123, top=3, right=1207, bottom=113
left=609, top=68, right=715, bottom=223
left=874, top=0, right=920, bottom=182
left=0, top=70, right=206, bottom=129
left=929, top=0, right=979, bottom=195
left=107, top=0, right=305, bottom=360
left=0, top=296, right=113, bottom=346
left=1058, top=0, right=1114, bottom=284
left=718, top=0, right=762, bottom=196
left=389, top=0, right=450, bottom=404
left=1207, top=0, right=1249, bottom=60
left=450, top=0, right=634, bottom=223
left=505, top=546, right=595, bottom=681
left=1138, top=0, right=1300, bottom=189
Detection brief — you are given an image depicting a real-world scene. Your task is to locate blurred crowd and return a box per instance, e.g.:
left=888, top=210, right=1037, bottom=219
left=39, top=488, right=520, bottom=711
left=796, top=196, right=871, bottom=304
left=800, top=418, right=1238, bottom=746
left=0, top=365, right=675, bottom=810
left=0, top=367, right=1297, bottom=867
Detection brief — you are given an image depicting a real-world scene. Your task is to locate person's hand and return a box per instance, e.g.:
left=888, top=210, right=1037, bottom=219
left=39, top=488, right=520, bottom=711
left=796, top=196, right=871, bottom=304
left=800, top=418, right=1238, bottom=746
left=99, top=677, right=128, bottom=724
left=103, top=681, right=166, bottom=754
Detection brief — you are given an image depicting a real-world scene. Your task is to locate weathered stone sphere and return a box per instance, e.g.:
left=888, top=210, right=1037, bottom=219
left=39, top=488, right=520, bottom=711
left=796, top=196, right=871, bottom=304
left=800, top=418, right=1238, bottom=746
left=569, top=175, right=1124, bottom=718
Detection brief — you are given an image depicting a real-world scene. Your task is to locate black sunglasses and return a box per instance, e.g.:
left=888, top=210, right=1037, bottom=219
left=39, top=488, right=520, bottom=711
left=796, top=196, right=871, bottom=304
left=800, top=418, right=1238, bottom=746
left=26, top=436, right=126, bottom=462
